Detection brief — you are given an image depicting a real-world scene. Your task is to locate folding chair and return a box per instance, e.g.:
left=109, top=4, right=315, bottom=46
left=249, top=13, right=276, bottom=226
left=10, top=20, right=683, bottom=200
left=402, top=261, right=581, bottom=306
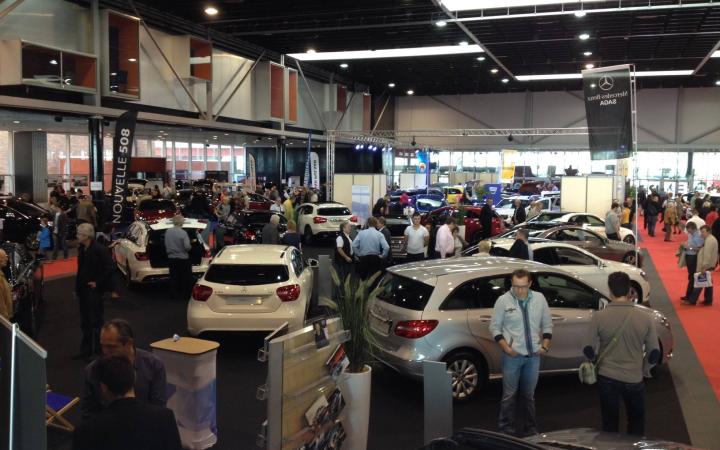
left=46, top=389, right=80, bottom=433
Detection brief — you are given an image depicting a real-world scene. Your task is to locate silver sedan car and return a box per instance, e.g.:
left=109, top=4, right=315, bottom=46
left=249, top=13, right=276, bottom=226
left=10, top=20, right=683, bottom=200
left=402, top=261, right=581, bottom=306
left=369, top=258, right=674, bottom=401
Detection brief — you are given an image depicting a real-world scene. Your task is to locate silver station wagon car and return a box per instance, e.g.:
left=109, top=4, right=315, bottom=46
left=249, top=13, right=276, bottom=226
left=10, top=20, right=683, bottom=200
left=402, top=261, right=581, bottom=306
left=369, top=258, right=674, bottom=401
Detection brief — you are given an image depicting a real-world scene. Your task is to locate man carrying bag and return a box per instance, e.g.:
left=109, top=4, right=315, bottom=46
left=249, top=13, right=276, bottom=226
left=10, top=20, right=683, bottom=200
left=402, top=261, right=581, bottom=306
left=581, top=272, right=660, bottom=436
left=687, top=225, right=718, bottom=305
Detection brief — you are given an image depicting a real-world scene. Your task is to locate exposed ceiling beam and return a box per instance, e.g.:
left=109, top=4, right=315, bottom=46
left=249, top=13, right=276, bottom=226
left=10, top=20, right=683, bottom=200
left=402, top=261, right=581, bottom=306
left=220, top=19, right=434, bottom=36
left=431, top=0, right=516, bottom=80
left=693, top=39, right=720, bottom=75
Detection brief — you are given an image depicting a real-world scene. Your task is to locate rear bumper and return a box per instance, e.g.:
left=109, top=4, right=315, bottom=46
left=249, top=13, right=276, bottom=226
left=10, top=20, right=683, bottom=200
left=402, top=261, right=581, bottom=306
left=133, top=264, right=208, bottom=283
left=186, top=299, right=306, bottom=335
left=371, top=336, right=442, bottom=379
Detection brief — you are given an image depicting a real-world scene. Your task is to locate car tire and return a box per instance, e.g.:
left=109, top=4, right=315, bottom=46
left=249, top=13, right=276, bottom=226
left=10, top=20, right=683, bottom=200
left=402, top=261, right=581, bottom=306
left=623, top=235, right=636, bottom=245
left=629, top=281, right=644, bottom=305
left=304, top=226, right=314, bottom=245
left=443, top=350, right=487, bottom=402
left=622, top=252, right=638, bottom=266
left=25, top=234, right=39, bottom=251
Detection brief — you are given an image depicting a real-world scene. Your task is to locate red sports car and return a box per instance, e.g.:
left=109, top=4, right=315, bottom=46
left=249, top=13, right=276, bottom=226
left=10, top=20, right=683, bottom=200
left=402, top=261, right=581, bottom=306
left=246, top=192, right=273, bottom=210
left=421, top=206, right=505, bottom=243
left=134, top=199, right=177, bottom=223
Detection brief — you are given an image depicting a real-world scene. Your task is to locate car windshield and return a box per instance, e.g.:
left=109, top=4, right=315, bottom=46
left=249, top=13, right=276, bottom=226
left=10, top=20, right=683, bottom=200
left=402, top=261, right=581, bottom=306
left=376, top=273, right=434, bottom=311
left=417, top=198, right=443, bottom=207
left=204, top=264, right=289, bottom=285
left=138, top=200, right=176, bottom=211
left=318, top=207, right=351, bottom=216
left=6, top=200, right=45, bottom=217
left=496, top=199, right=515, bottom=208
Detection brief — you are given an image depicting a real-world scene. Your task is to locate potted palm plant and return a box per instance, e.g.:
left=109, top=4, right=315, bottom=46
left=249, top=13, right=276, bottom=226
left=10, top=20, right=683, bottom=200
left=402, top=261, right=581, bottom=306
left=320, top=269, right=382, bottom=450
left=455, top=206, right=467, bottom=243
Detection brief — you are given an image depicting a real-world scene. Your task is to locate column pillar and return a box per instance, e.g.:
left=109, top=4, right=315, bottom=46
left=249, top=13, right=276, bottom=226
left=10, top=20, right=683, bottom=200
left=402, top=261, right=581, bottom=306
left=277, top=137, right=287, bottom=184
left=13, top=131, right=48, bottom=203
left=88, top=116, right=104, bottom=202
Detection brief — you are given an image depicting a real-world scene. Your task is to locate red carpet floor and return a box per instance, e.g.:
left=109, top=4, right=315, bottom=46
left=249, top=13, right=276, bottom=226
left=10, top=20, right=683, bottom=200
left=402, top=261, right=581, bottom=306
left=639, top=223, right=720, bottom=401
left=41, top=257, right=77, bottom=279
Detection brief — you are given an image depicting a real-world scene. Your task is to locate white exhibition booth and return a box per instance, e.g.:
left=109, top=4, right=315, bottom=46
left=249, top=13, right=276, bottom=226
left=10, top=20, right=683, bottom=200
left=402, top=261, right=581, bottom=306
left=561, top=175, right=626, bottom=218
left=333, top=173, right=387, bottom=224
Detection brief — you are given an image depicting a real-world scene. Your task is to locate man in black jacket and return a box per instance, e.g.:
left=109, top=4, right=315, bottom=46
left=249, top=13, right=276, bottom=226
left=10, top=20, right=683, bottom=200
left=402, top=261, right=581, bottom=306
left=74, top=223, right=114, bottom=358
left=73, top=355, right=181, bottom=450
left=509, top=229, right=531, bottom=260
left=480, top=197, right=495, bottom=240
left=511, top=199, right=527, bottom=226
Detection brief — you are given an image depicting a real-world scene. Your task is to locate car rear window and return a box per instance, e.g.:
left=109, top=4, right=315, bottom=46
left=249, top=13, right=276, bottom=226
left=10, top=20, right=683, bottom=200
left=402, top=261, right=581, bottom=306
left=318, top=207, right=351, bottom=216
left=205, top=264, right=289, bottom=285
left=376, top=273, right=434, bottom=311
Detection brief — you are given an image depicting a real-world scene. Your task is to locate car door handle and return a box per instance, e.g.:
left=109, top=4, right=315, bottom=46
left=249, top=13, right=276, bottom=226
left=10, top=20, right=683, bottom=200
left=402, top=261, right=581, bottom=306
left=551, top=315, right=566, bottom=322
left=478, top=315, right=492, bottom=322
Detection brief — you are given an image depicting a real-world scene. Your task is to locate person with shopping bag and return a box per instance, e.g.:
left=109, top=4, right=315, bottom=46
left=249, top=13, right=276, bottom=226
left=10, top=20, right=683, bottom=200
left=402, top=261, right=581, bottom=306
left=685, top=225, right=718, bottom=306
left=680, top=222, right=704, bottom=303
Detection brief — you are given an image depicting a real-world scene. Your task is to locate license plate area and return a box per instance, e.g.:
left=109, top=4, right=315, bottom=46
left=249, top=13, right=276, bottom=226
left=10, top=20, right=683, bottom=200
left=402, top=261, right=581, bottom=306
left=221, top=295, right=266, bottom=306
left=370, top=314, right=392, bottom=336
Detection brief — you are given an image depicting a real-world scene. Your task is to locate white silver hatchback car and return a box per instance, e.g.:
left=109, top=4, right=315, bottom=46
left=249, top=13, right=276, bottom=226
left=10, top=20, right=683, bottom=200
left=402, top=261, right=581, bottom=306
left=187, top=245, right=316, bottom=335
left=369, top=258, right=673, bottom=401
left=296, top=202, right=357, bottom=243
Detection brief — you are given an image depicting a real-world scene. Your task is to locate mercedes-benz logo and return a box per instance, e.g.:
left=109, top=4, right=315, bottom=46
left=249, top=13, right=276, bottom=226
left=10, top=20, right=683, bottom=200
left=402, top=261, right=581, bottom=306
left=598, top=75, right=614, bottom=91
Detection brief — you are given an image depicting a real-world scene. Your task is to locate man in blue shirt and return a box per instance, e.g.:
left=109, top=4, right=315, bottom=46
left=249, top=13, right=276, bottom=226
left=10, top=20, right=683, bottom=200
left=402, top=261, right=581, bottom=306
left=490, top=269, right=553, bottom=437
left=681, top=221, right=705, bottom=303
left=351, top=216, right=389, bottom=280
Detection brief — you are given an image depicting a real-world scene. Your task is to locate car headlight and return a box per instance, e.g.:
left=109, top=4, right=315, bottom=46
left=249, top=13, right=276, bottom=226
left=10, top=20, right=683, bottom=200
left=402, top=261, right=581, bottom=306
left=640, top=270, right=648, bottom=280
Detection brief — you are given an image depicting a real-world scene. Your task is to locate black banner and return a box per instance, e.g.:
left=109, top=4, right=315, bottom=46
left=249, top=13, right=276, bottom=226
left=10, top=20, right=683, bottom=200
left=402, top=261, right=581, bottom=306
left=582, top=66, right=633, bottom=161
left=110, top=111, right=138, bottom=224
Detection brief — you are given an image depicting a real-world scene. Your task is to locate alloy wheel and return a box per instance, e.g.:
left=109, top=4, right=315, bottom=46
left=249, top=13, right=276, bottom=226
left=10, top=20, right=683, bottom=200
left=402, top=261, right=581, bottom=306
left=448, top=358, right=479, bottom=400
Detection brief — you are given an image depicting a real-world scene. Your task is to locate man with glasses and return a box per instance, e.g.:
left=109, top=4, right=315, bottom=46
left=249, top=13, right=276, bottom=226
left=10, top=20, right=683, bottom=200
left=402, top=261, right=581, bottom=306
left=490, top=269, right=553, bottom=437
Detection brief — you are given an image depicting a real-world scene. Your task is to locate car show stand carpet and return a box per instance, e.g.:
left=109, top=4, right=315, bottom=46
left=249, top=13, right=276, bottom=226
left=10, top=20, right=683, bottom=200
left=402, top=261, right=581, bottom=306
left=639, top=225, right=720, bottom=401
left=41, top=257, right=78, bottom=280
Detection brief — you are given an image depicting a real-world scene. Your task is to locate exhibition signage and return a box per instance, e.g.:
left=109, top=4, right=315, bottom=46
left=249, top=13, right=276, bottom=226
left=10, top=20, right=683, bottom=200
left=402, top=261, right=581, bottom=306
left=582, top=65, right=633, bottom=161
left=247, top=154, right=257, bottom=193
left=416, top=150, right=430, bottom=187
left=500, top=149, right=517, bottom=184
left=110, top=110, right=138, bottom=224
left=303, top=132, right=312, bottom=187
left=310, top=152, right=320, bottom=189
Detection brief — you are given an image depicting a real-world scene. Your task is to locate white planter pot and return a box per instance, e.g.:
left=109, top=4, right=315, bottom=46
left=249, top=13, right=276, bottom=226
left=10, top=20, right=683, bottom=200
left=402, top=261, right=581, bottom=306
left=338, top=365, right=372, bottom=450
left=457, top=224, right=467, bottom=243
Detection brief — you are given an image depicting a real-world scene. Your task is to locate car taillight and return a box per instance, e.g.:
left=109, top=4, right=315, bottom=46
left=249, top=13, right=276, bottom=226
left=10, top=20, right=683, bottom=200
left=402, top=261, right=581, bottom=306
left=192, top=284, right=213, bottom=302
left=276, top=284, right=301, bottom=302
left=313, top=217, right=327, bottom=224
left=243, top=230, right=256, bottom=241
left=394, top=320, right=439, bottom=339
left=349, top=215, right=358, bottom=223
left=134, top=252, right=149, bottom=261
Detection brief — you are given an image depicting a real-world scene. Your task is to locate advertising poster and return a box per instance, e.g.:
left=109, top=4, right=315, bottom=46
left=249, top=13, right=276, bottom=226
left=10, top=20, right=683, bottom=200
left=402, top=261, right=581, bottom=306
left=303, top=132, right=313, bottom=187
left=582, top=65, right=633, bottom=161
left=110, top=110, right=138, bottom=224
left=484, top=183, right=503, bottom=204
left=310, top=152, right=320, bottom=190
left=500, top=149, right=517, bottom=184
left=416, top=150, right=430, bottom=187
left=351, top=185, right=371, bottom=225
left=247, top=154, right=257, bottom=193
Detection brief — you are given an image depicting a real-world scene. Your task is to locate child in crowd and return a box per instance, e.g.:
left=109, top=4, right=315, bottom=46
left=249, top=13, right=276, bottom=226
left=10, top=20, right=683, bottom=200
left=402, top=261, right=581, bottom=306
left=38, top=216, right=53, bottom=259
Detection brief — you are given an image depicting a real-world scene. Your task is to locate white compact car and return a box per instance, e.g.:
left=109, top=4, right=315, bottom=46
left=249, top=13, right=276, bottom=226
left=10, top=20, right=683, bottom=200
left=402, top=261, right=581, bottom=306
left=297, top=202, right=357, bottom=243
left=113, top=218, right=211, bottom=286
left=485, top=239, right=650, bottom=304
left=549, top=212, right=636, bottom=244
left=187, top=245, right=317, bottom=335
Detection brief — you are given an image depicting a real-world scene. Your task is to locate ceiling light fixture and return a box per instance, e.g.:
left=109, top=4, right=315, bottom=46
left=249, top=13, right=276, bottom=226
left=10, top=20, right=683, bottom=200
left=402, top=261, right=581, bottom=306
left=477, top=56, right=486, bottom=61
left=490, top=68, right=499, bottom=74
left=435, top=20, right=447, bottom=27
left=590, top=83, right=596, bottom=88
left=712, top=50, right=720, bottom=58
left=583, top=51, right=592, bottom=56
left=458, top=40, right=469, bottom=46
left=578, top=33, right=590, bottom=40
left=585, top=63, right=595, bottom=69
left=516, top=69, right=693, bottom=81
left=288, top=44, right=483, bottom=61
left=49, top=59, right=58, bottom=65
left=407, top=90, right=415, bottom=95
left=339, top=63, right=349, bottom=68
left=574, top=10, right=587, bottom=17
left=204, top=6, right=218, bottom=16
left=128, top=58, right=137, bottom=62
left=306, top=48, right=316, bottom=54
left=388, top=82, right=396, bottom=88
left=716, top=80, right=720, bottom=86
left=440, top=0, right=605, bottom=11
left=12, top=120, right=20, bottom=124
left=501, top=78, right=509, bottom=83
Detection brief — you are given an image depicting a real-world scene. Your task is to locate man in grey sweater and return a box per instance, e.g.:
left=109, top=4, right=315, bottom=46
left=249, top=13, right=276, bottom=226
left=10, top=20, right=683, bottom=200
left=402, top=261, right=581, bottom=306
left=164, top=215, right=192, bottom=300
left=582, top=271, right=660, bottom=436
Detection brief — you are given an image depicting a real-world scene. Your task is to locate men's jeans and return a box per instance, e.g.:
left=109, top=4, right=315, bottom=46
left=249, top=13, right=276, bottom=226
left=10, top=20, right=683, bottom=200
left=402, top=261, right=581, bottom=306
left=647, top=215, right=657, bottom=236
left=597, top=375, right=645, bottom=435
left=685, top=254, right=698, bottom=298
left=499, top=353, right=540, bottom=437
left=52, top=232, right=69, bottom=260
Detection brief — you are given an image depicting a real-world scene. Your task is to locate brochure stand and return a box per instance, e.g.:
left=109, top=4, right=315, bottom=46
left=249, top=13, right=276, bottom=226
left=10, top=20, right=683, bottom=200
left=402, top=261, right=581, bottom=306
left=151, top=337, right=220, bottom=450
left=257, top=317, right=350, bottom=450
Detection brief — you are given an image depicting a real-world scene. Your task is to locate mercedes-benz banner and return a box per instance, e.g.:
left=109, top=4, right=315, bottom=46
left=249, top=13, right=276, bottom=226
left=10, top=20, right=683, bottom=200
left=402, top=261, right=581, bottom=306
left=582, top=65, right=633, bottom=161
left=110, top=111, right=138, bottom=224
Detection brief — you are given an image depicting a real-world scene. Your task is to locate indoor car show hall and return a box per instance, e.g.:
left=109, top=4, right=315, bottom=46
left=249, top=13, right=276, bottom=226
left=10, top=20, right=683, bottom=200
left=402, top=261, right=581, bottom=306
left=2, top=0, right=720, bottom=450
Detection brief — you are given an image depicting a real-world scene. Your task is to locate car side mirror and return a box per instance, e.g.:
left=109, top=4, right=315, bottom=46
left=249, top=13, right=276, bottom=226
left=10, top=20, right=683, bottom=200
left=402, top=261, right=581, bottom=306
left=307, top=258, right=319, bottom=268
left=598, top=259, right=606, bottom=269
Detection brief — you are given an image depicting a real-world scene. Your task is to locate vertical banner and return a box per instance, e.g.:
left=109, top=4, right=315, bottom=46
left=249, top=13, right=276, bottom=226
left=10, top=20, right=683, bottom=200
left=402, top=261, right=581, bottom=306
left=416, top=150, right=430, bottom=187
left=247, top=154, right=257, bottom=193
left=500, top=149, right=517, bottom=184
left=310, top=152, right=320, bottom=189
left=303, top=132, right=312, bottom=187
left=582, top=65, right=633, bottom=161
left=110, top=111, right=138, bottom=224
